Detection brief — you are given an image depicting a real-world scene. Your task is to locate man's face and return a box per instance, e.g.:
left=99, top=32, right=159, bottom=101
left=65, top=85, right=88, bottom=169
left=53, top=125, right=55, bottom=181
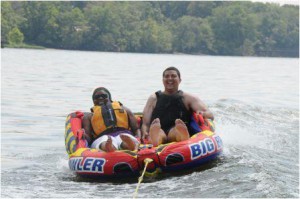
left=163, top=70, right=181, bottom=93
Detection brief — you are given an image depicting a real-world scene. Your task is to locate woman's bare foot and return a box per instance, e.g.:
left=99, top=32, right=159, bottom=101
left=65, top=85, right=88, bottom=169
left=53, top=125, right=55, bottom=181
left=174, top=119, right=189, bottom=142
left=104, top=136, right=116, bottom=152
left=120, top=134, right=137, bottom=151
left=149, top=118, right=166, bottom=146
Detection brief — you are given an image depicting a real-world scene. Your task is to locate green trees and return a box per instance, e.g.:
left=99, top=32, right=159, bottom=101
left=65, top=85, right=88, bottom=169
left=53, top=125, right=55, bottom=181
left=21, top=2, right=87, bottom=49
left=58, top=7, right=86, bottom=49
left=1, top=2, right=24, bottom=44
left=173, top=16, right=214, bottom=54
left=210, top=2, right=257, bottom=56
left=187, top=1, right=221, bottom=18
left=8, top=27, right=24, bottom=44
left=84, top=3, right=120, bottom=51
left=140, top=18, right=172, bottom=53
left=1, top=1, right=298, bottom=57
left=255, top=4, right=299, bottom=56
left=22, top=2, right=60, bottom=47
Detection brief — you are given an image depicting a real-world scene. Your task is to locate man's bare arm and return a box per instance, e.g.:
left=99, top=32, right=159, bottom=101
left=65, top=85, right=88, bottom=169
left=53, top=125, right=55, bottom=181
left=185, top=93, right=214, bottom=120
left=141, top=94, right=157, bottom=139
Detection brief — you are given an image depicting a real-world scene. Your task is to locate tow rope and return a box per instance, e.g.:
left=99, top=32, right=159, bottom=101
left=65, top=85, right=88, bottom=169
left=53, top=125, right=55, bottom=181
left=133, top=158, right=153, bottom=199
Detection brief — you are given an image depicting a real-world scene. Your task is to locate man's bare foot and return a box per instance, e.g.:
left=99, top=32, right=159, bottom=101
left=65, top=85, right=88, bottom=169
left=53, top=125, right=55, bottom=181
left=120, top=134, right=137, bottom=151
left=149, top=118, right=166, bottom=146
left=174, top=119, right=190, bottom=142
left=104, top=136, right=116, bottom=152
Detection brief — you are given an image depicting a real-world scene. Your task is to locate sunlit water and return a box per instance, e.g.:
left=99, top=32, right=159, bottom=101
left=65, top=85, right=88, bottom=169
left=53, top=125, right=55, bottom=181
left=1, top=48, right=299, bottom=198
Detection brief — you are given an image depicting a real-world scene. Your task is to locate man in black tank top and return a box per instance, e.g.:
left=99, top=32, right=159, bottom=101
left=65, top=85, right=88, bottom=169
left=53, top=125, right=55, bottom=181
left=150, top=90, right=193, bottom=133
left=142, top=67, right=214, bottom=147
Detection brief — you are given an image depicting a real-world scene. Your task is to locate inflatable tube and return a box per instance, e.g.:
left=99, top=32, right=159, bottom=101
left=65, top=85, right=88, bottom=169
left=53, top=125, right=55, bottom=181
left=65, top=111, right=223, bottom=180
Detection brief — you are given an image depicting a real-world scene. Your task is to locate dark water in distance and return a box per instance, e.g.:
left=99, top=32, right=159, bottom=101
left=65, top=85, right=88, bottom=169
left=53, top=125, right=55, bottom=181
left=1, top=48, right=299, bottom=198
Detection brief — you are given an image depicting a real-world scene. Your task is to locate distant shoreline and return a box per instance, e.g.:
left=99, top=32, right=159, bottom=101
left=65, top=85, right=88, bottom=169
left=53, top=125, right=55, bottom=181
left=2, top=45, right=299, bottom=58
left=2, top=43, right=45, bottom=49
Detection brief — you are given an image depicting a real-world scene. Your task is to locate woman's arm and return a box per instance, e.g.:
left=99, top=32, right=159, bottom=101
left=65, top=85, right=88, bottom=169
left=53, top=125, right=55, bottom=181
left=123, top=106, right=141, bottom=138
left=82, top=113, right=94, bottom=144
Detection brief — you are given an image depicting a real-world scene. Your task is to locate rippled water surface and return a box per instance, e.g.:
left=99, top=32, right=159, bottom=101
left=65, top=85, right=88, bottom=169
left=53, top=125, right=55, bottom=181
left=1, top=48, right=299, bottom=198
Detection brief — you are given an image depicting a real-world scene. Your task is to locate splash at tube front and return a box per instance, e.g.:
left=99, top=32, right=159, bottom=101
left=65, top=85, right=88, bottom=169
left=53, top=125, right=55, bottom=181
left=64, top=111, right=223, bottom=180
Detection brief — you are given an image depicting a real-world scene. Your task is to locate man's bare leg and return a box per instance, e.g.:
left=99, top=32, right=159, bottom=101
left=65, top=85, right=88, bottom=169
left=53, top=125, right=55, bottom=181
left=100, top=136, right=116, bottom=152
left=168, top=119, right=189, bottom=142
left=120, top=134, right=137, bottom=151
left=149, top=118, right=167, bottom=147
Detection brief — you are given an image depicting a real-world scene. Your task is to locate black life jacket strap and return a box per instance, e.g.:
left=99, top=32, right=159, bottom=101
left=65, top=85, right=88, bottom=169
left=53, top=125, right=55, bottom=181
left=101, top=103, right=117, bottom=128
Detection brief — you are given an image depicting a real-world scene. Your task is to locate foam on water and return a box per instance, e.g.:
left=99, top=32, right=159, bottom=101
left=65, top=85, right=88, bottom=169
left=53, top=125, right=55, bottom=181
left=212, top=100, right=299, bottom=197
left=56, top=157, right=70, bottom=173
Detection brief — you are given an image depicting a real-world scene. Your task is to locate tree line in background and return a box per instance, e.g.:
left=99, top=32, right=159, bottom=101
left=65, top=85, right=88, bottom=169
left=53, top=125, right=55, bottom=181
left=1, top=1, right=299, bottom=57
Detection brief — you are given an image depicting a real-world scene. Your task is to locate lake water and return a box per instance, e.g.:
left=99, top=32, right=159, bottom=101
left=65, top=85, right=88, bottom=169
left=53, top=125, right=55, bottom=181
left=1, top=48, right=299, bottom=198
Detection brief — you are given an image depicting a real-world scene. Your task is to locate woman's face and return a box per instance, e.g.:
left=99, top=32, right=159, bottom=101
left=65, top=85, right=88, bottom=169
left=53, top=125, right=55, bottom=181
left=93, top=90, right=109, bottom=106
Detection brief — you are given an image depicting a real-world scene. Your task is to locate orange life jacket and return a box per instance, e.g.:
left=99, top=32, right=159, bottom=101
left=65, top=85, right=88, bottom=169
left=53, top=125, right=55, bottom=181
left=91, top=101, right=129, bottom=137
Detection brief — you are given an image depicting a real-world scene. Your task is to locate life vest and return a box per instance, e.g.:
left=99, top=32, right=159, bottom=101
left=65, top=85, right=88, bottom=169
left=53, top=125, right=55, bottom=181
left=91, top=101, right=129, bottom=137
left=151, top=90, right=192, bottom=133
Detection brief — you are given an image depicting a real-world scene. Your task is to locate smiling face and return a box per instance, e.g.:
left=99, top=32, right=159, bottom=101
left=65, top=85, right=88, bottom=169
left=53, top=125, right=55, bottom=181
left=163, top=70, right=181, bottom=94
left=93, top=90, right=110, bottom=106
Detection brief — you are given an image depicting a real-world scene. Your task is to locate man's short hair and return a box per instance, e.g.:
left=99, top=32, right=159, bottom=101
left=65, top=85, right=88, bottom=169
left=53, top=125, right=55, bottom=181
left=163, top=66, right=181, bottom=79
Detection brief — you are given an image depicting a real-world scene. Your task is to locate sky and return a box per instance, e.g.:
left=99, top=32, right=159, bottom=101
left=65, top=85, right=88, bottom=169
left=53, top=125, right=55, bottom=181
left=251, top=0, right=299, bottom=5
